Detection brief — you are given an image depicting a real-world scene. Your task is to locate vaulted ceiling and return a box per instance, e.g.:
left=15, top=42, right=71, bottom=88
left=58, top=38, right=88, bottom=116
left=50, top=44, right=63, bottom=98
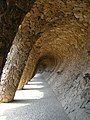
left=0, top=0, right=90, bottom=119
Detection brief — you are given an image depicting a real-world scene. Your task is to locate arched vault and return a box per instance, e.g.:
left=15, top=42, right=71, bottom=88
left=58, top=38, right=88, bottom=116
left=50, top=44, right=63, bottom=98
left=0, top=0, right=90, bottom=120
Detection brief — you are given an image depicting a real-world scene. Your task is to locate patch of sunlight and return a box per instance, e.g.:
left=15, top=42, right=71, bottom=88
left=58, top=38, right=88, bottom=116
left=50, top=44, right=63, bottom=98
left=14, top=90, right=44, bottom=100
left=24, top=84, right=44, bottom=89
left=0, top=90, right=44, bottom=119
left=0, top=102, right=28, bottom=117
left=0, top=116, right=6, bottom=120
left=0, top=73, right=44, bottom=120
left=28, top=81, right=43, bottom=84
left=34, top=74, right=41, bottom=77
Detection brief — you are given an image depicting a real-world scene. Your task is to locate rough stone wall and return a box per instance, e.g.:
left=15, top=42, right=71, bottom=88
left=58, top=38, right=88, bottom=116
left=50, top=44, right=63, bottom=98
left=0, top=0, right=90, bottom=119
left=18, top=18, right=90, bottom=120
left=42, top=54, right=90, bottom=120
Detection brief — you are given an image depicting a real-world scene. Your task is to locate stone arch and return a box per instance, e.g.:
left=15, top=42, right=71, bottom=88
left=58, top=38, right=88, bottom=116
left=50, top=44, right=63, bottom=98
left=0, top=1, right=90, bottom=120
left=0, top=0, right=68, bottom=102
left=17, top=16, right=90, bottom=120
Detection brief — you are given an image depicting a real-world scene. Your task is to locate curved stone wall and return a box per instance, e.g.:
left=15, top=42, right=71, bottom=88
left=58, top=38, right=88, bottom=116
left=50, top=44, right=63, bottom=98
left=18, top=18, right=90, bottom=119
left=0, top=0, right=90, bottom=119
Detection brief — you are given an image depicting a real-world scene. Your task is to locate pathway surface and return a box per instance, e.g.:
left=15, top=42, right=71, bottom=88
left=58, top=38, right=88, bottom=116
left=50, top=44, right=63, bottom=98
left=0, top=74, right=70, bottom=120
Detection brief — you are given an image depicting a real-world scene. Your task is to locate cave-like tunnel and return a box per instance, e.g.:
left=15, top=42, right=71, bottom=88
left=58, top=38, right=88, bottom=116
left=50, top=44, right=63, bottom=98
left=0, top=0, right=90, bottom=120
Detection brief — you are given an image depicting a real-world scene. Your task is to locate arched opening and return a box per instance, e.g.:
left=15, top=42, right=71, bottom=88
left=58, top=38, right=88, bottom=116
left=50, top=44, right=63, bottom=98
left=32, top=54, right=57, bottom=77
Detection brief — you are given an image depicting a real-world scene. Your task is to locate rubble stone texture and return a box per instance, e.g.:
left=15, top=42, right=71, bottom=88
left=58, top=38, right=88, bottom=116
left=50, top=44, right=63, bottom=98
left=0, top=0, right=90, bottom=120
left=0, top=0, right=35, bottom=76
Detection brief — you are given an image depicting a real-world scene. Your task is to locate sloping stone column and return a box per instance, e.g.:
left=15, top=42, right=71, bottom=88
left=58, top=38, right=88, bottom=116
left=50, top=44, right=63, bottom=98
left=0, top=23, right=32, bottom=102
left=0, top=0, right=35, bottom=76
left=0, top=3, right=45, bottom=102
left=17, top=55, right=37, bottom=90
